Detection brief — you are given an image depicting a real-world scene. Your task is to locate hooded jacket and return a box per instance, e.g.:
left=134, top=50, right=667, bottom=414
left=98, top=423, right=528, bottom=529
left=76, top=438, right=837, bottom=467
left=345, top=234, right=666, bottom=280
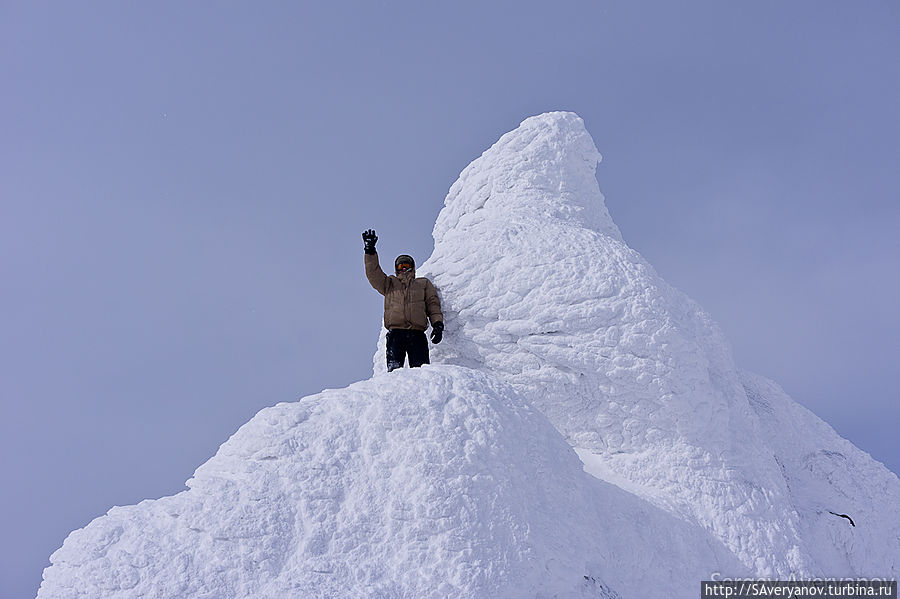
left=365, top=252, right=443, bottom=331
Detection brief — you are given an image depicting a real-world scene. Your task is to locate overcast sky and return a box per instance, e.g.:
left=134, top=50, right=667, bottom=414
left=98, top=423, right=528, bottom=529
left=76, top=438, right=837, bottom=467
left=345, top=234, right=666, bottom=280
left=2, top=2, right=898, bottom=597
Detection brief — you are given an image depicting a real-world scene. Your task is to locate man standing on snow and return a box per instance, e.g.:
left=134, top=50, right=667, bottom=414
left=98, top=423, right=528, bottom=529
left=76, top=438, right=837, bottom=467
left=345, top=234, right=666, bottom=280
left=362, top=229, right=443, bottom=372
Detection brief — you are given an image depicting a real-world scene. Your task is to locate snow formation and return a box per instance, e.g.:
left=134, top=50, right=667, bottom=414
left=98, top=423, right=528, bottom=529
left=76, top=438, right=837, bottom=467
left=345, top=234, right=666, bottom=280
left=402, top=112, right=900, bottom=577
left=39, top=113, right=900, bottom=599
left=37, top=367, right=740, bottom=598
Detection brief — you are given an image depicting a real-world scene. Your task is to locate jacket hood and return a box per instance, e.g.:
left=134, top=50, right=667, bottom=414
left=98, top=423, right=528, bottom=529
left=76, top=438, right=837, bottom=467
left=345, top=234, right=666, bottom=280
left=395, top=254, right=416, bottom=275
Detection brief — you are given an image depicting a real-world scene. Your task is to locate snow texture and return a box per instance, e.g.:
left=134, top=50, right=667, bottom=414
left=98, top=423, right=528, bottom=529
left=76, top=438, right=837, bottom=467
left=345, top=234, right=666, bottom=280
left=40, top=112, right=900, bottom=599
left=38, top=366, right=741, bottom=598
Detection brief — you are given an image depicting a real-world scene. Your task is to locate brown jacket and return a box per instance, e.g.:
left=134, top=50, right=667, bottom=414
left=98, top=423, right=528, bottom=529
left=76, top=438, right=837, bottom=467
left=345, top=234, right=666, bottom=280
left=365, top=252, right=443, bottom=331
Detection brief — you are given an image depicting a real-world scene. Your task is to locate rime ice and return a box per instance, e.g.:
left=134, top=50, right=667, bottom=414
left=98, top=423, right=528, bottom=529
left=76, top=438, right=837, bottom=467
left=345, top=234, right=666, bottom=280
left=39, top=113, right=900, bottom=599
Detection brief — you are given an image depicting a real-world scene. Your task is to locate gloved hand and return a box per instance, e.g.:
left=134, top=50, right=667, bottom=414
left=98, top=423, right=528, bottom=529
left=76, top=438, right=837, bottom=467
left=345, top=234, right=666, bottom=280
left=430, top=321, right=444, bottom=344
left=362, top=229, right=378, bottom=254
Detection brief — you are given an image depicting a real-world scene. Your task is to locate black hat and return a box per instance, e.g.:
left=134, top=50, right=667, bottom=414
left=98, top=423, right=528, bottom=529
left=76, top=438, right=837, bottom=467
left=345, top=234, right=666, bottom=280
left=395, top=254, right=415, bottom=272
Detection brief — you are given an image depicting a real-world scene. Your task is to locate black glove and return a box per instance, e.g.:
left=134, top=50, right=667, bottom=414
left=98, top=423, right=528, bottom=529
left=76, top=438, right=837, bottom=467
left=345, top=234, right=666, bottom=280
left=430, top=321, right=444, bottom=344
left=362, top=229, right=378, bottom=254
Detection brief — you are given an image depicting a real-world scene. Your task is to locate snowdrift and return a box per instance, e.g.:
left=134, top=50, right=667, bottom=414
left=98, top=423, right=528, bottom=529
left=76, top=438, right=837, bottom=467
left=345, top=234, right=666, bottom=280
left=39, top=112, right=899, bottom=598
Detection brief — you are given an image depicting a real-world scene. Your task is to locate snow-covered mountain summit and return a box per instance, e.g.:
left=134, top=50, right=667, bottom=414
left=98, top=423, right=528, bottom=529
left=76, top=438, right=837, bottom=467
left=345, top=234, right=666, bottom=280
left=409, top=112, right=900, bottom=576
left=39, top=113, right=899, bottom=599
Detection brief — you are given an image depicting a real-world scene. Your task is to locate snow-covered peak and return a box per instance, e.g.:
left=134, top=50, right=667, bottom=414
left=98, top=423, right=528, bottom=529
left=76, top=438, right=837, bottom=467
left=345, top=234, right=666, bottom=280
left=408, top=111, right=900, bottom=577
left=409, top=113, right=808, bottom=574
left=433, top=112, right=622, bottom=244
left=39, top=113, right=900, bottom=599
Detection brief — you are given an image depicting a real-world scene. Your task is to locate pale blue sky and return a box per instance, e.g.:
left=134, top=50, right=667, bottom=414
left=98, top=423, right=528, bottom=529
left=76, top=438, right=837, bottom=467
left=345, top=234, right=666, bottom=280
left=2, top=2, right=898, bottom=596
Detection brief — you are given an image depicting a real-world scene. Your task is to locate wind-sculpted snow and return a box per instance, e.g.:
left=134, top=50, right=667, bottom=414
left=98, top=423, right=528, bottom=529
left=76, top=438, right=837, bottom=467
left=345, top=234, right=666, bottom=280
left=38, top=366, right=742, bottom=599
left=42, top=112, right=899, bottom=598
left=431, top=111, right=622, bottom=244
left=382, top=111, right=900, bottom=577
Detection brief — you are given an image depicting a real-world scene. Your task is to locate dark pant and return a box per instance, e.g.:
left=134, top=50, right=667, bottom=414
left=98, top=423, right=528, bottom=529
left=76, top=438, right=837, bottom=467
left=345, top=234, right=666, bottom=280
left=386, top=329, right=429, bottom=372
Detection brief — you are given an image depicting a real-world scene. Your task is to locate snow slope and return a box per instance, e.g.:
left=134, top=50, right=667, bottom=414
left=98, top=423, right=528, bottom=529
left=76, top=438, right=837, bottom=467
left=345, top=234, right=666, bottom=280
left=39, top=112, right=899, bottom=598
left=741, top=371, right=900, bottom=575
left=38, top=366, right=741, bottom=599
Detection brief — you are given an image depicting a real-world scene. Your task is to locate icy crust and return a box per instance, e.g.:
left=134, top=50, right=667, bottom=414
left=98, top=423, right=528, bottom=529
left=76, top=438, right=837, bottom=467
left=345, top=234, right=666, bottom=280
left=402, top=113, right=811, bottom=575
left=38, top=366, right=740, bottom=599
left=742, top=371, right=900, bottom=576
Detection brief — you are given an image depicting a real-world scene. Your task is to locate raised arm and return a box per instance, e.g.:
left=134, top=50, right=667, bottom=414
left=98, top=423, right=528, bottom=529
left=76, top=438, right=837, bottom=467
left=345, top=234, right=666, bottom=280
left=363, top=229, right=388, bottom=295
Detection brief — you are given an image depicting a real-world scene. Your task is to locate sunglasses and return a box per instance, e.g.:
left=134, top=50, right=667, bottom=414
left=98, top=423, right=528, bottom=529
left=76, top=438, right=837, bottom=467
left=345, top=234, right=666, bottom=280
left=396, top=263, right=412, bottom=272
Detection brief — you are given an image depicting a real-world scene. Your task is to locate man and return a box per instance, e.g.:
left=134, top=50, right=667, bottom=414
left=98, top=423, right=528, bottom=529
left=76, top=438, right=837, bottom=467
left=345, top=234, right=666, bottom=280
left=362, top=229, right=443, bottom=372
